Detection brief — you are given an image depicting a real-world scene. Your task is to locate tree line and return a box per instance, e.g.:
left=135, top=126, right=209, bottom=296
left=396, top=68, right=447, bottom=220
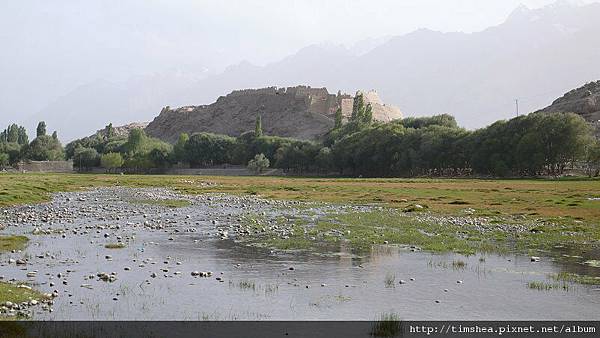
left=0, top=122, right=64, bottom=167
left=3, top=93, right=599, bottom=177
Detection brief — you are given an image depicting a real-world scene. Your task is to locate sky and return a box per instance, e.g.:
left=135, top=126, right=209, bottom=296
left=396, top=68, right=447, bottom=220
left=0, top=0, right=597, bottom=126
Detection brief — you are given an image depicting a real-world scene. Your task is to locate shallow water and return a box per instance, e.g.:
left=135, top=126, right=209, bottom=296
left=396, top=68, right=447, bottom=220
left=1, top=188, right=599, bottom=320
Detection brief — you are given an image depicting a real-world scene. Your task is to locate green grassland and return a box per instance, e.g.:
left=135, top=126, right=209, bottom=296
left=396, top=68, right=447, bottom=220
left=2, top=174, right=600, bottom=220
left=0, top=282, right=48, bottom=305
left=0, top=235, right=29, bottom=253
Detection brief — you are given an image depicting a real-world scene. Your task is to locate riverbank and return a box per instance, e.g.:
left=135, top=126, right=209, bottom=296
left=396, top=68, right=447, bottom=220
left=1, top=174, right=599, bottom=319
left=0, top=187, right=599, bottom=320
left=2, top=173, right=600, bottom=255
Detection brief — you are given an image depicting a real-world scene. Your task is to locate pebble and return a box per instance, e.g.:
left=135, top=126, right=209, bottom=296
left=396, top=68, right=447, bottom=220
left=0, top=186, right=538, bottom=319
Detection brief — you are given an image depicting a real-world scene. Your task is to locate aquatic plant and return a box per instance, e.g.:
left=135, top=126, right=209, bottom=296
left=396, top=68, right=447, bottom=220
left=551, top=272, right=600, bottom=285
left=527, top=280, right=569, bottom=291
left=371, top=312, right=402, bottom=337
left=0, top=235, right=28, bottom=253
left=384, top=273, right=396, bottom=288
left=451, top=260, right=467, bottom=270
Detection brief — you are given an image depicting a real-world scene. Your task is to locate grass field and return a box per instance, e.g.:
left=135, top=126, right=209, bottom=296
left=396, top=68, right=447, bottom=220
left=1, top=173, right=599, bottom=220
left=1, top=173, right=599, bottom=255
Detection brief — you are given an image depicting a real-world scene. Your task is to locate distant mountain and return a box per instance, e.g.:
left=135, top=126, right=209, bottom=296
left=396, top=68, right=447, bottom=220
left=176, top=1, right=600, bottom=129
left=28, top=2, right=600, bottom=140
left=25, top=75, right=198, bottom=142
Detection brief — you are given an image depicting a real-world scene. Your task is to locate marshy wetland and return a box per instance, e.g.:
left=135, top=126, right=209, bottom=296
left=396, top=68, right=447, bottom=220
left=0, top=174, right=599, bottom=320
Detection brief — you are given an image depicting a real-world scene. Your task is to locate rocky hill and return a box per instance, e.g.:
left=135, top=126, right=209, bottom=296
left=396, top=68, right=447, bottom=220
left=93, top=122, right=150, bottom=139
left=537, top=80, right=600, bottom=135
left=145, top=85, right=402, bottom=142
left=538, top=81, right=600, bottom=120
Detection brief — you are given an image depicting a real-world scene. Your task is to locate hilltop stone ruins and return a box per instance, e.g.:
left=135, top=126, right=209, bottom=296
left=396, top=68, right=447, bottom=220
left=94, top=122, right=150, bottom=139
left=145, top=85, right=403, bottom=142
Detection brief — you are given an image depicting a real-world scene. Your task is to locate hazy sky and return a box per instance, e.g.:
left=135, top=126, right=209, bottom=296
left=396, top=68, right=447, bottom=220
left=2, top=0, right=594, bottom=72
left=0, top=0, right=597, bottom=125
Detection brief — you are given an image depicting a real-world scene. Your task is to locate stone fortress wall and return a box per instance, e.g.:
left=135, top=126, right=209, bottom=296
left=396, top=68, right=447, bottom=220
left=218, top=85, right=402, bottom=122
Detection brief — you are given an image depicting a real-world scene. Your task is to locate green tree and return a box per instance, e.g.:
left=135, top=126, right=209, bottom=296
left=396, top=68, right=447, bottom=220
left=17, top=126, right=28, bottom=145
left=184, top=132, right=236, bottom=166
left=73, top=147, right=99, bottom=170
left=400, top=114, right=458, bottom=129
left=255, top=115, right=263, bottom=138
left=121, top=128, right=171, bottom=161
left=36, top=121, right=47, bottom=137
left=363, top=103, right=373, bottom=125
left=0, top=142, right=23, bottom=164
left=315, top=147, right=333, bottom=172
left=537, top=113, right=590, bottom=175
left=247, top=153, right=270, bottom=174
left=124, top=128, right=146, bottom=154
left=351, top=93, right=365, bottom=122
left=1, top=124, right=29, bottom=145
left=1, top=124, right=17, bottom=143
left=103, top=138, right=127, bottom=154
left=584, top=140, right=600, bottom=177
left=105, top=123, right=115, bottom=139
left=123, top=153, right=154, bottom=172
left=334, top=108, right=343, bottom=129
left=149, top=147, right=171, bottom=168
left=172, top=133, right=189, bottom=163
left=100, top=152, right=124, bottom=173
left=26, top=135, right=64, bottom=161
left=0, top=153, right=9, bottom=167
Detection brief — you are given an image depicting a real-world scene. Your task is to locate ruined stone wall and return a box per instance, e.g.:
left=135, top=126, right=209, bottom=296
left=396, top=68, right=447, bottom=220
left=225, top=85, right=342, bottom=117
left=227, top=87, right=278, bottom=97
left=307, top=94, right=336, bottom=115
left=362, top=90, right=383, bottom=105
left=284, top=86, right=325, bottom=98
left=17, top=161, right=74, bottom=173
left=340, top=98, right=354, bottom=117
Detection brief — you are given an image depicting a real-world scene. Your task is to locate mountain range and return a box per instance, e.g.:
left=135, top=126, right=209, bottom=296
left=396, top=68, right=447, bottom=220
left=22, top=1, right=600, bottom=141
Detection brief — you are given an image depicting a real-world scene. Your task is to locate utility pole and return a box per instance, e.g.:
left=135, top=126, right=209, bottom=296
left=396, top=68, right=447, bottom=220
left=515, top=99, right=519, bottom=117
